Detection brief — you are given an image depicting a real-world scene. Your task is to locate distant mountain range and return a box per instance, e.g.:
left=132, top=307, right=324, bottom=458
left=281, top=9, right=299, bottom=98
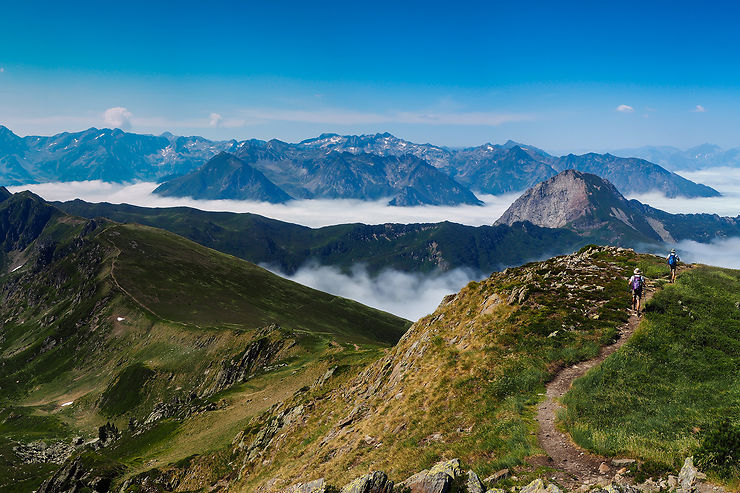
left=0, top=126, right=719, bottom=205
left=611, top=143, right=740, bottom=171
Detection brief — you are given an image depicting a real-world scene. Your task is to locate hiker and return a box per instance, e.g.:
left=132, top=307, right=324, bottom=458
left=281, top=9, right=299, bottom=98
left=667, top=248, right=680, bottom=283
left=628, top=267, right=645, bottom=315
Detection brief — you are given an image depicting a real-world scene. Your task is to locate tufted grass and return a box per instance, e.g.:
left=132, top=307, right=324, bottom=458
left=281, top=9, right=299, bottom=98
left=561, top=266, right=740, bottom=482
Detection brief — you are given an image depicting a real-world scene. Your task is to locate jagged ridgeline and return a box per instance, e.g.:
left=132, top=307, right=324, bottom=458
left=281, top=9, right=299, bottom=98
left=0, top=189, right=409, bottom=492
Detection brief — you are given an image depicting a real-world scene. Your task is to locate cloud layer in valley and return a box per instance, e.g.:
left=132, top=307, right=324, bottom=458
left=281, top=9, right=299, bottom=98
left=9, top=181, right=521, bottom=227
left=265, top=263, right=481, bottom=321
left=628, top=166, right=740, bottom=216
left=648, top=236, right=740, bottom=270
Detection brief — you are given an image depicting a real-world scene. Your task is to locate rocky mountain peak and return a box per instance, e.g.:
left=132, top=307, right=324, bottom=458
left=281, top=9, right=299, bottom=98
left=495, top=169, right=620, bottom=228
left=494, top=170, right=672, bottom=244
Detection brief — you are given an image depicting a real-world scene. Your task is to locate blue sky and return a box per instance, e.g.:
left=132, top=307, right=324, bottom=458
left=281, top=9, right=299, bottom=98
left=1, top=0, right=739, bottom=151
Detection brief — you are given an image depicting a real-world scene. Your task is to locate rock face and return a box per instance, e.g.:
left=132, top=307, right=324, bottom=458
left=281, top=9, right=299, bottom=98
left=495, top=170, right=740, bottom=245
left=37, top=455, right=125, bottom=493
left=678, top=456, right=699, bottom=493
left=496, top=170, right=646, bottom=231
left=282, top=478, right=327, bottom=493
left=519, top=478, right=562, bottom=493
left=400, top=459, right=462, bottom=493
left=339, top=471, right=394, bottom=493
left=466, top=470, right=485, bottom=493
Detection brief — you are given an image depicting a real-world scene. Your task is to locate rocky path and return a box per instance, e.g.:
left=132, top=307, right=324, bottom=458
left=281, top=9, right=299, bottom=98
left=534, top=276, right=663, bottom=488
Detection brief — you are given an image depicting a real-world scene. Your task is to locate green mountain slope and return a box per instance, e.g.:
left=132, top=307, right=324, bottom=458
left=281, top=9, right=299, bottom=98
left=562, top=266, right=740, bottom=479
left=55, top=199, right=584, bottom=275
left=0, top=192, right=408, bottom=492
left=119, top=247, right=673, bottom=491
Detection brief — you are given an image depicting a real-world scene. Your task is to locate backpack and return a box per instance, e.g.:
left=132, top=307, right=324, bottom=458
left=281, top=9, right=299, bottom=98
left=631, top=275, right=643, bottom=291
left=668, top=254, right=678, bottom=267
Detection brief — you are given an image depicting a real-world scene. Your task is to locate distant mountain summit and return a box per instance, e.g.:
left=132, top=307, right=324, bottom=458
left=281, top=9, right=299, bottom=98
left=154, top=149, right=483, bottom=206
left=154, top=152, right=293, bottom=203
left=0, top=125, right=720, bottom=200
left=496, top=170, right=738, bottom=244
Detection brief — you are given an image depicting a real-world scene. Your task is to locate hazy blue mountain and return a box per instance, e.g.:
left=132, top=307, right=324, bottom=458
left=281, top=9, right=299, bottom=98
left=0, top=125, right=234, bottom=184
left=298, top=132, right=719, bottom=197
left=209, top=145, right=482, bottom=205
left=611, top=143, right=740, bottom=170
left=551, top=152, right=718, bottom=197
left=153, top=152, right=293, bottom=202
left=0, top=125, right=720, bottom=199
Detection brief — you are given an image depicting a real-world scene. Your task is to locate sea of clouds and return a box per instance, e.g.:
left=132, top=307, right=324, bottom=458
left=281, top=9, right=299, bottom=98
left=9, top=181, right=520, bottom=227
left=9, top=167, right=740, bottom=320
left=628, top=166, right=740, bottom=216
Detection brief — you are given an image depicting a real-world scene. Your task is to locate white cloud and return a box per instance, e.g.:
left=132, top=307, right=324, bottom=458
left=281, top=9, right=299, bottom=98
left=208, top=113, right=223, bottom=128
left=628, top=166, right=740, bottom=216
left=0, top=67, right=4, bottom=73
left=239, top=107, right=534, bottom=127
left=103, top=107, right=133, bottom=129
left=9, top=181, right=521, bottom=227
left=265, top=262, right=481, bottom=320
left=693, top=105, right=706, bottom=112
left=616, top=104, right=635, bottom=113
left=647, top=237, right=740, bottom=270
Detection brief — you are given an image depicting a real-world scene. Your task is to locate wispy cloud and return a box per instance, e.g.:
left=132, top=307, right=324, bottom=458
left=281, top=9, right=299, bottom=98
left=103, top=107, right=133, bottom=130
left=693, top=104, right=706, bottom=112
left=616, top=104, right=635, bottom=113
left=239, top=107, right=534, bottom=126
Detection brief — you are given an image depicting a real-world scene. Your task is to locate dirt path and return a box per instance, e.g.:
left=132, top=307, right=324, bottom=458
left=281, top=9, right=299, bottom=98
left=534, top=277, right=662, bottom=488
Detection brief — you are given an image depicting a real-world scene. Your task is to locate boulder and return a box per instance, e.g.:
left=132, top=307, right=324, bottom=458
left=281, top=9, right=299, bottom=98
left=466, top=470, right=484, bottom=493
left=340, top=471, right=393, bottom=493
left=519, top=478, right=562, bottom=493
left=678, top=457, right=699, bottom=493
left=401, top=459, right=461, bottom=493
left=283, top=478, right=327, bottom=493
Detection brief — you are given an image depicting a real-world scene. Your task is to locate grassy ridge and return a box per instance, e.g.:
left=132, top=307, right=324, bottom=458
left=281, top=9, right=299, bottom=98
left=562, top=266, right=740, bottom=479
left=224, top=247, right=668, bottom=491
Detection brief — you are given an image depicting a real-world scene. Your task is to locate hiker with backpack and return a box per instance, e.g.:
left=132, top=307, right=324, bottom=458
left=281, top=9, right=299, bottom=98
left=628, top=268, right=645, bottom=315
left=667, top=248, right=680, bottom=283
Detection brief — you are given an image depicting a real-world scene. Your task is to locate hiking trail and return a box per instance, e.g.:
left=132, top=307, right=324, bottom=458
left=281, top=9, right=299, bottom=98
left=533, top=269, right=685, bottom=489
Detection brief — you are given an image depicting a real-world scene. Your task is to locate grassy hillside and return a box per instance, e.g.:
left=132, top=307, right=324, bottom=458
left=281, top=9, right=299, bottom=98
left=117, top=246, right=666, bottom=491
left=562, top=266, right=740, bottom=482
left=0, top=193, right=409, bottom=491
left=219, top=247, right=667, bottom=491
left=102, top=223, right=406, bottom=344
